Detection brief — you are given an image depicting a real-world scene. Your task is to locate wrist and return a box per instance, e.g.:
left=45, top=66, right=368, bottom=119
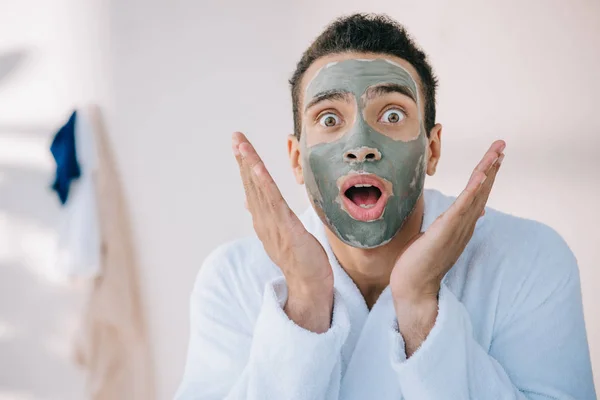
left=392, top=285, right=439, bottom=330
left=393, top=293, right=438, bottom=316
left=286, top=270, right=334, bottom=301
left=391, top=277, right=441, bottom=304
left=284, top=277, right=334, bottom=334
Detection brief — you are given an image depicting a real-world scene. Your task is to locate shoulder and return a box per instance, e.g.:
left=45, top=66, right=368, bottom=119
left=478, top=208, right=583, bottom=333
left=426, top=189, right=578, bottom=288
left=428, top=189, right=576, bottom=270
left=478, top=206, right=577, bottom=274
left=465, top=197, right=579, bottom=314
left=428, top=190, right=582, bottom=332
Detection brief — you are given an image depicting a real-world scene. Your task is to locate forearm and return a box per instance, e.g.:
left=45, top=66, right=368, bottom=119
left=393, top=294, right=438, bottom=357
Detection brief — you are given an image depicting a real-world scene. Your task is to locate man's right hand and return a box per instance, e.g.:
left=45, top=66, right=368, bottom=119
left=232, top=132, right=334, bottom=333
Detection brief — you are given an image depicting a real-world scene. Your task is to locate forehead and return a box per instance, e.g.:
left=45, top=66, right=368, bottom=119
left=300, top=53, right=422, bottom=106
left=304, top=58, right=419, bottom=107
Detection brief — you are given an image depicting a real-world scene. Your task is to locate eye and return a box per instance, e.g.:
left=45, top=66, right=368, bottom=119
left=318, top=113, right=340, bottom=127
left=379, top=108, right=405, bottom=124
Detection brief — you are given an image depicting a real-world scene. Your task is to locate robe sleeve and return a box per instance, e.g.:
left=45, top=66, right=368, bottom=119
left=174, top=246, right=350, bottom=400
left=389, top=234, right=596, bottom=400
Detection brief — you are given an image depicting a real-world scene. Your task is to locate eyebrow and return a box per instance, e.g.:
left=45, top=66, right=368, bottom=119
left=364, top=83, right=417, bottom=104
left=304, top=89, right=353, bottom=112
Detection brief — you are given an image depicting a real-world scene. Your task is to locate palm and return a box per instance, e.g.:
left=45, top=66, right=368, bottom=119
left=290, top=227, right=333, bottom=283
left=390, top=217, right=462, bottom=297
left=391, top=140, right=505, bottom=299
left=232, top=131, right=333, bottom=287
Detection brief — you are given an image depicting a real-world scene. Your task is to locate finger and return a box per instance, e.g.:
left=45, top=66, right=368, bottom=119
left=448, top=170, right=486, bottom=218
left=440, top=144, right=505, bottom=246
left=232, top=132, right=262, bottom=212
left=461, top=152, right=504, bottom=229
left=476, top=153, right=503, bottom=203
left=446, top=148, right=503, bottom=220
left=237, top=140, right=275, bottom=207
left=232, top=131, right=247, bottom=146
left=233, top=132, right=257, bottom=177
left=473, top=140, right=505, bottom=173
left=239, top=141, right=263, bottom=171
left=471, top=153, right=503, bottom=214
left=232, top=133, right=250, bottom=191
left=232, top=131, right=247, bottom=164
left=238, top=139, right=293, bottom=220
left=243, top=170, right=262, bottom=213
left=463, top=141, right=501, bottom=193
left=232, top=133, right=304, bottom=244
left=233, top=141, right=252, bottom=196
left=458, top=141, right=505, bottom=216
left=448, top=162, right=499, bottom=247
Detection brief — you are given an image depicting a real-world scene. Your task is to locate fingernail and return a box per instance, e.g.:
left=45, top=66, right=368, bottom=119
left=232, top=144, right=240, bottom=156
left=498, top=154, right=505, bottom=165
left=239, top=144, right=248, bottom=157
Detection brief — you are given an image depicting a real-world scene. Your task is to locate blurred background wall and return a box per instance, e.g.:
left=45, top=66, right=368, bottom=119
left=1, top=0, right=598, bottom=399
left=0, top=0, right=110, bottom=398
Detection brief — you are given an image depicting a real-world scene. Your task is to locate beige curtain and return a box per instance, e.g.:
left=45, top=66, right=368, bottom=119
left=73, top=106, right=155, bottom=400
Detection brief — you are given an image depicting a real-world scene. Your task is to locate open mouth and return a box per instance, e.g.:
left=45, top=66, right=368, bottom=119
left=337, top=173, right=392, bottom=222
left=344, top=185, right=382, bottom=209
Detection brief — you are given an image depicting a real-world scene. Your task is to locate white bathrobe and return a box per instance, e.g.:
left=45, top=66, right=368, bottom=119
left=175, top=189, right=596, bottom=400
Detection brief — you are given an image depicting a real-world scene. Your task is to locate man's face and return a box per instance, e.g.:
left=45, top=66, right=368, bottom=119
left=298, top=54, right=429, bottom=248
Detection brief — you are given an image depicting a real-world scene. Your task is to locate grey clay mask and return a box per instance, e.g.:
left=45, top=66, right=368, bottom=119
left=301, top=58, right=428, bottom=248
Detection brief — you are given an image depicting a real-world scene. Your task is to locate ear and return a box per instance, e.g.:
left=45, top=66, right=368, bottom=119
left=287, top=134, right=304, bottom=185
left=426, top=123, right=442, bottom=176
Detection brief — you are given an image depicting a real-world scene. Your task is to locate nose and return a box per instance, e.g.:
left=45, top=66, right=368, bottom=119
left=343, top=147, right=382, bottom=163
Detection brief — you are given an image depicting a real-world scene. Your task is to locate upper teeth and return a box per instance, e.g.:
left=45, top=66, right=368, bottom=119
left=354, top=184, right=373, bottom=188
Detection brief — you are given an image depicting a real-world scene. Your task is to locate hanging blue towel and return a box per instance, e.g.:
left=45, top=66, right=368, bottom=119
left=50, top=110, right=81, bottom=205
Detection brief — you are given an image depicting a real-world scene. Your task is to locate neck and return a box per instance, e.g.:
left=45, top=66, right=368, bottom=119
left=325, top=194, right=425, bottom=309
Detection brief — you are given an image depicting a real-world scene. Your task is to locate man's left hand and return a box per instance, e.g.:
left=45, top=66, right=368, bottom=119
left=390, top=140, right=505, bottom=357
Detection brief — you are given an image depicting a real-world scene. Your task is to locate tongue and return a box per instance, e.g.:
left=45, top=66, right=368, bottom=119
left=347, top=187, right=380, bottom=206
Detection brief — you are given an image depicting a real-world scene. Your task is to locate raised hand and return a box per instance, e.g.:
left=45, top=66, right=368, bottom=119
left=232, top=132, right=334, bottom=333
left=390, top=140, right=506, bottom=356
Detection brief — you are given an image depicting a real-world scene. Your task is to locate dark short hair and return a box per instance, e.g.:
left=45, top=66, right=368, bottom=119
left=289, top=13, right=438, bottom=139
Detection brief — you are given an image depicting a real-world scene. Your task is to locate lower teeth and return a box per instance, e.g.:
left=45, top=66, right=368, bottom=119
left=359, top=204, right=375, bottom=209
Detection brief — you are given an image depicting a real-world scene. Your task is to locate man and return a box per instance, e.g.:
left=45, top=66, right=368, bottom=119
left=175, top=13, right=596, bottom=400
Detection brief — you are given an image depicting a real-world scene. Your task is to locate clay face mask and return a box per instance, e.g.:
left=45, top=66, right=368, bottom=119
left=301, top=58, right=428, bottom=248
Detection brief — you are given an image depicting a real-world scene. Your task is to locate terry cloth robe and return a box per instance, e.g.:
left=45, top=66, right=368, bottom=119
left=175, top=189, right=596, bottom=400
